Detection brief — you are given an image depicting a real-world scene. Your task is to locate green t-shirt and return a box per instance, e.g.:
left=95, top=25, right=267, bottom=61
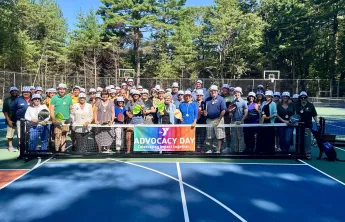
left=50, top=94, right=72, bottom=120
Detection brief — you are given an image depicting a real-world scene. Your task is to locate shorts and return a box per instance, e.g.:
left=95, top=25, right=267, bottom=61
left=206, top=118, right=225, bottom=140
left=6, top=126, right=17, bottom=139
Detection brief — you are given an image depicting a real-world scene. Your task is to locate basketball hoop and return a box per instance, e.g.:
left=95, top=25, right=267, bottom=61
left=124, top=75, right=129, bottom=82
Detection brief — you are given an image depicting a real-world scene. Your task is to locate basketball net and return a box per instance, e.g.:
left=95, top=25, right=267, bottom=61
left=124, top=76, right=129, bottom=82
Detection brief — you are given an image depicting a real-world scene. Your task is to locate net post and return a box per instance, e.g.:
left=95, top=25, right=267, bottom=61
left=296, top=122, right=305, bottom=157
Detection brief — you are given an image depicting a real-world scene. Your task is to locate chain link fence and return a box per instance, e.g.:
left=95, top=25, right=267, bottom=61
left=1, top=70, right=345, bottom=102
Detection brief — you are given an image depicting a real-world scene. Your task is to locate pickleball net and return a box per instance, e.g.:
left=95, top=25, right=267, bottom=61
left=19, top=120, right=308, bottom=158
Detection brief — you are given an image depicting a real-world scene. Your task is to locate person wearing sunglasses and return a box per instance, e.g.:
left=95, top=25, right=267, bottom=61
left=295, top=91, right=319, bottom=159
left=24, top=94, right=50, bottom=151
left=276, top=92, right=296, bottom=153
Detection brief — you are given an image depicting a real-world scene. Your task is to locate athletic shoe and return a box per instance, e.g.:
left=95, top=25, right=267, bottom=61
left=306, top=154, right=312, bottom=160
left=206, top=150, right=213, bottom=153
left=215, top=151, right=220, bottom=154
left=8, top=146, right=17, bottom=152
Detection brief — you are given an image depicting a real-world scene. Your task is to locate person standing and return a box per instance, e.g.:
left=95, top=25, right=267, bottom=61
left=192, top=80, right=209, bottom=101
left=276, top=92, right=296, bottom=153
left=231, top=87, right=248, bottom=153
left=94, top=90, right=115, bottom=153
left=10, top=86, right=32, bottom=145
left=3, top=87, right=19, bottom=152
left=294, top=91, right=319, bottom=159
left=195, top=89, right=207, bottom=152
left=71, top=86, right=81, bottom=105
left=114, top=96, right=126, bottom=152
left=220, top=84, right=233, bottom=152
left=50, top=83, right=73, bottom=152
left=24, top=94, right=50, bottom=151
left=179, top=91, right=198, bottom=125
left=204, top=85, right=226, bottom=153
left=243, top=92, right=259, bottom=153
left=141, top=89, right=156, bottom=124
left=171, top=82, right=179, bottom=102
left=157, top=93, right=178, bottom=124
left=70, top=93, right=93, bottom=152
left=256, top=90, right=277, bottom=154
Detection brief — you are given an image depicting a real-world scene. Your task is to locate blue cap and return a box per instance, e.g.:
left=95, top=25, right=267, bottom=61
left=221, top=84, right=229, bottom=89
left=9, top=87, right=19, bottom=93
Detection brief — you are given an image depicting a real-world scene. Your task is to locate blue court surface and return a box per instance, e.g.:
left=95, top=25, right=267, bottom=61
left=1, top=161, right=345, bottom=222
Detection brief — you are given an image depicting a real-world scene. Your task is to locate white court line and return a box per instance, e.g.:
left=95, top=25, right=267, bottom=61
left=110, top=159, right=247, bottom=222
left=298, top=159, right=345, bottom=186
left=0, top=157, right=52, bottom=190
left=128, top=161, right=306, bottom=166
left=34, top=157, right=42, bottom=168
left=335, top=147, right=345, bottom=152
left=176, top=162, right=190, bottom=222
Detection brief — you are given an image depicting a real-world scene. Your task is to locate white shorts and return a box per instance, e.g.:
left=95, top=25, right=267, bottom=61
left=206, top=118, right=225, bottom=140
left=6, top=126, right=17, bottom=139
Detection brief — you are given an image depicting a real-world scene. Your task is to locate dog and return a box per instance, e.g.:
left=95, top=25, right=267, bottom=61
left=313, top=129, right=345, bottom=162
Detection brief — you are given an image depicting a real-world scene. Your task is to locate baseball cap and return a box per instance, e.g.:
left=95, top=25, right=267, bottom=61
left=89, top=88, right=96, bottom=93
left=141, top=89, right=149, bottom=94
left=209, top=85, right=218, bottom=91
left=233, top=87, right=243, bottom=95
left=196, top=80, right=203, bottom=84
left=178, top=90, right=184, bottom=95
left=117, top=96, right=124, bottom=102
left=282, top=92, right=290, bottom=97
left=35, top=86, right=43, bottom=92
left=172, top=82, right=179, bottom=88
left=57, top=84, right=67, bottom=89
left=196, top=89, right=204, bottom=96
left=299, top=91, right=308, bottom=98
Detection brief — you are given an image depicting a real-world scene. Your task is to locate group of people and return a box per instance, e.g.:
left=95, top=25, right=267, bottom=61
left=2, top=79, right=319, bottom=158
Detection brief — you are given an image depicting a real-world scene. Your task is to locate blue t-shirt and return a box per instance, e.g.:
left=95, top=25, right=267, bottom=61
left=114, top=106, right=126, bottom=123
left=10, top=96, right=30, bottom=122
left=179, top=102, right=198, bottom=124
left=205, top=95, right=226, bottom=119
left=232, top=97, right=248, bottom=121
left=172, top=92, right=178, bottom=102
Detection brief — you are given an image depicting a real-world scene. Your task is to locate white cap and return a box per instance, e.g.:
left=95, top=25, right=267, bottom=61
left=158, top=89, right=165, bottom=93
left=256, top=90, right=264, bottom=96
left=209, top=85, right=218, bottom=91
left=141, top=89, right=149, bottom=94
left=265, top=90, right=274, bottom=97
left=78, top=93, right=87, bottom=98
left=131, top=86, right=136, bottom=90
left=221, top=84, right=229, bottom=89
left=233, top=87, right=243, bottom=95
left=121, top=83, right=127, bottom=87
left=282, top=92, right=290, bottom=97
left=196, top=80, right=203, bottom=84
left=127, top=78, right=134, bottom=82
left=164, top=92, right=172, bottom=98
left=31, top=94, right=41, bottom=100
left=137, top=85, right=143, bottom=89
left=184, top=90, right=192, bottom=95
left=96, top=87, right=103, bottom=91
left=95, top=93, right=101, bottom=98
left=257, top=84, right=264, bottom=89
left=9, top=87, right=19, bottom=93
left=115, top=86, right=120, bottom=90
left=109, top=85, right=115, bottom=89
left=57, top=83, right=67, bottom=89
left=117, top=96, right=124, bottom=102
left=166, top=88, right=172, bottom=93
left=247, top=92, right=256, bottom=98
left=110, top=89, right=116, bottom=94
left=299, top=91, right=308, bottom=97
left=273, top=92, right=281, bottom=97
left=292, top=94, right=299, bottom=99
left=105, top=86, right=111, bottom=91
left=89, top=88, right=96, bottom=93
left=155, top=85, right=161, bottom=90
left=35, top=86, right=43, bottom=91
left=172, top=82, right=179, bottom=88
left=130, top=89, right=136, bottom=95
left=196, top=89, right=204, bottom=96
left=30, top=86, right=35, bottom=90
left=132, top=90, right=140, bottom=95
left=80, top=88, right=86, bottom=93
left=178, top=90, right=184, bottom=95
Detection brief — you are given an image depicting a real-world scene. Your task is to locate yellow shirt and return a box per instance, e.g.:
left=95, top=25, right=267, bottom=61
left=71, top=95, right=79, bottom=104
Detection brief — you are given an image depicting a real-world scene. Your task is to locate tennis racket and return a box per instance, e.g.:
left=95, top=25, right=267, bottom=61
left=157, top=103, right=164, bottom=112
left=289, top=114, right=301, bottom=125
left=117, top=112, right=125, bottom=122
left=38, top=109, right=50, bottom=122
left=228, top=103, right=237, bottom=112
left=174, top=109, right=183, bottom=120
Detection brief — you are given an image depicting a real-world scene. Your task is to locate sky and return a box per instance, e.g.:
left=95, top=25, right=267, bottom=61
left=56, top=0, right=214, bottom=31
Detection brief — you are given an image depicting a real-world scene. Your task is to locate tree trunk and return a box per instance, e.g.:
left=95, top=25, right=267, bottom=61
left=94, top=50, right=97, bottom=87
left=134, top=27, right=141, bottom=84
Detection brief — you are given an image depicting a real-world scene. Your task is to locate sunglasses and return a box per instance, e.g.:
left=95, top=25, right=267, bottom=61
left=300, top=97, right=307, bottom=100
